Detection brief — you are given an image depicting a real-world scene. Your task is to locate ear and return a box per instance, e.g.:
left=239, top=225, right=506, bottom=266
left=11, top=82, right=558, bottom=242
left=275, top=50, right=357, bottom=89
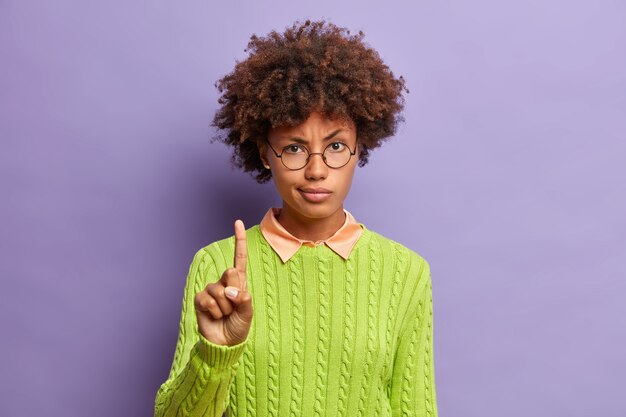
left=256, top=139, right=268, bottom=165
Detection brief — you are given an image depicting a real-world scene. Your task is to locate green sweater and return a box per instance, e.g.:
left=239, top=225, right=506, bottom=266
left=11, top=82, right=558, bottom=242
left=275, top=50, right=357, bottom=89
left=154, top=223, right=437, bottom=417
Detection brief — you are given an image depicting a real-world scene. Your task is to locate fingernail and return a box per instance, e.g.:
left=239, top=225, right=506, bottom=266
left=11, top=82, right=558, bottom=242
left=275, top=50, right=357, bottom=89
left=225, top=287, right=239, bottom=298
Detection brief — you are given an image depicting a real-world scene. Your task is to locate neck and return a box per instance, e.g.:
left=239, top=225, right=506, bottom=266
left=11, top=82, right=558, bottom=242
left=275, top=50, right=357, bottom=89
left=276, top=204, right=346, bottom=242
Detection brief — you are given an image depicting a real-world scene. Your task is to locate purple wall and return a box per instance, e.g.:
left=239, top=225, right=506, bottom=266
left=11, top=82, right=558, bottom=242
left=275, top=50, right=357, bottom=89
left=2, top=1, right=625, bottom=416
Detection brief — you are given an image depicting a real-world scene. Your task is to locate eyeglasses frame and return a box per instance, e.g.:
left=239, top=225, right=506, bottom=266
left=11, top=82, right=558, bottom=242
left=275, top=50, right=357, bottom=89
left=264, top=138, right=359, bottom=170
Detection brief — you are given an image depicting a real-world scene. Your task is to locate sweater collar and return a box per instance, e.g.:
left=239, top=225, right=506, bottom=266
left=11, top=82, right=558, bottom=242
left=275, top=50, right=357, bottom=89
left=259, top=207, right=363, bottom=263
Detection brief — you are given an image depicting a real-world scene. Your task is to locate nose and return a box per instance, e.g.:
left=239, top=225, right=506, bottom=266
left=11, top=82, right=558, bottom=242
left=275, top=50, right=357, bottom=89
left=304, top=152, right=328, bottom=180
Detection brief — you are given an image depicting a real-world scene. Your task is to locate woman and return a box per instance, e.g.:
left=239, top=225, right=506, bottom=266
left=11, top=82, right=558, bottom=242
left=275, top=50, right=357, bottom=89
left=154, top=19, right=438, bottom=417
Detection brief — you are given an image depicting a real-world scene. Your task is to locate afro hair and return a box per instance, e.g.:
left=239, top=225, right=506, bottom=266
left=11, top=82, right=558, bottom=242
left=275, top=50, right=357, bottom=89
left=210, top=18, right=409, bottom=183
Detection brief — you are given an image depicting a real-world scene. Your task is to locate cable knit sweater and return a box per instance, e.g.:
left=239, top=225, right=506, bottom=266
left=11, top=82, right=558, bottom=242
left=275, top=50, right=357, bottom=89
left=154, top=223, right=437, bottom=417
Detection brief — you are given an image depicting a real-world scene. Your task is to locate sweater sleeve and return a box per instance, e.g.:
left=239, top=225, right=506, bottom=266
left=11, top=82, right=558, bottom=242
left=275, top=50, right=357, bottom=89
left=389, top=258, right=438, bottom=417
left=154, top=247, right=248, bottom=417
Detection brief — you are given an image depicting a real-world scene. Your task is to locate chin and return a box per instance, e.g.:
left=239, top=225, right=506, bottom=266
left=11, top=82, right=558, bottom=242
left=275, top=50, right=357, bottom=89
left=285, top=197, right=335, bottom=218
left=299, top=203, right=343, bottom=220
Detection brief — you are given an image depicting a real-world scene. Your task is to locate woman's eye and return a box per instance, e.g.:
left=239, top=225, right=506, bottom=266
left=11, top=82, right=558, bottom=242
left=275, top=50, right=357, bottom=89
left=328, top=142, right=347, bottom=152
left=284, top=144, right=304, bottom=154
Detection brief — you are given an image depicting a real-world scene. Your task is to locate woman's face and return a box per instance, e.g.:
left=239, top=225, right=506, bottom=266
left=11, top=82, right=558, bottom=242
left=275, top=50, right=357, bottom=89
left=258, top=111, right=360, bottom=223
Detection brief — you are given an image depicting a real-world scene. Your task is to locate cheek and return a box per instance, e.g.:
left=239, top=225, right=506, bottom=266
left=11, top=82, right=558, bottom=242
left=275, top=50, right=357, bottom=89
left=341, top=168, right=358, bottom=190
left=272, top=172, right=298, bottom=193
left=343, top=162, right=358, bottom=181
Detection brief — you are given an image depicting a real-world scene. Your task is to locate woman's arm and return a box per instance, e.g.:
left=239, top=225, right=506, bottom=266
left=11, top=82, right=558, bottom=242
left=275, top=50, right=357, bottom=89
left=389, top=259, right=438, bottom=417
left=154, top=248, right=248, bottom=417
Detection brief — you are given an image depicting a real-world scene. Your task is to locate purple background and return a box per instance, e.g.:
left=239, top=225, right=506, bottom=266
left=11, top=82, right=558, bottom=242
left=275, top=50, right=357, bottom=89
left=2, top=1, right=625, bottom=416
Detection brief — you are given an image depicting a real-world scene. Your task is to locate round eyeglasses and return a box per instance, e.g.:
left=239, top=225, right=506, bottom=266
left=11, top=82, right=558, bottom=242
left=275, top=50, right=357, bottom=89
left=265, top=138, right=358, bottom=170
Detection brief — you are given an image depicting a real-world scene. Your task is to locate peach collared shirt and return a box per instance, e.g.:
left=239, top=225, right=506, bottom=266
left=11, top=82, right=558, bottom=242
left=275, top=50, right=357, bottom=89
left=259, top=207, right=364, bottom=263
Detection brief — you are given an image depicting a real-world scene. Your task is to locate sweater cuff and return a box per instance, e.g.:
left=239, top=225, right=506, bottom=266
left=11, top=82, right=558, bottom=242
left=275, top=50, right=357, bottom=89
left=195, top=333, right=248, bottom=369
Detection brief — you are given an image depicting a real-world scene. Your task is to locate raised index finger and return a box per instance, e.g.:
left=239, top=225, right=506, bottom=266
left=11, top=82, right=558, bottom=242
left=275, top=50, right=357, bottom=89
left=233, top=219, right=247, bottom=279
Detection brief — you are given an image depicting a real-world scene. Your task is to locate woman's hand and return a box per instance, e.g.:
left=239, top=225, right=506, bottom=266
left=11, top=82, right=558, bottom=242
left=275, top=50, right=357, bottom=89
left=195, top=219, right=253, bottom=346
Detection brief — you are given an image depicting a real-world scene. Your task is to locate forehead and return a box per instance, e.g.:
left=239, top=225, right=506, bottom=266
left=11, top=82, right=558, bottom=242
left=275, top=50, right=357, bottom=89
left=269, top=112, right=355, bottom=141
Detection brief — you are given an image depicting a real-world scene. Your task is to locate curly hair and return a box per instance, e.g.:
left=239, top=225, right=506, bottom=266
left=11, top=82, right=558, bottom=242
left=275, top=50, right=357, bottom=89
left=210, top=19, right=409, bottom=183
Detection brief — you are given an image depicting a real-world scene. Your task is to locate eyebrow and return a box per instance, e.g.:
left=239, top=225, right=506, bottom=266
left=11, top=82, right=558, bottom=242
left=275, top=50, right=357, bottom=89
left=281, top=129, right=345, bottom=144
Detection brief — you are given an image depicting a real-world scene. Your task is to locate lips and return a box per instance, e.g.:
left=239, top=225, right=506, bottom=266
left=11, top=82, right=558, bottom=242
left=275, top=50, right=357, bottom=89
left=299, top=187, right=331, bottom=193
left=297, top=187, right=332, bottom=203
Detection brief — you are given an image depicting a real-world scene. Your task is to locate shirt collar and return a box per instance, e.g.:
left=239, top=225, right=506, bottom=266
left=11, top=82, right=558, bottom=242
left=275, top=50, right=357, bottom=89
left=259, top=207, right=363, bottom=263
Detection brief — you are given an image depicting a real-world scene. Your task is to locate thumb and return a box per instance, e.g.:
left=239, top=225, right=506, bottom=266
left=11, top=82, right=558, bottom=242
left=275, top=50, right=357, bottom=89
left=224, top=286, right=253, bottom=321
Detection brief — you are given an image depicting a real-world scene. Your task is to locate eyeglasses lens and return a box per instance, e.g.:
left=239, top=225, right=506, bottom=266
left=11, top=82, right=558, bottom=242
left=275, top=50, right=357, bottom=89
left=282, top=144, right=351, bottom=169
